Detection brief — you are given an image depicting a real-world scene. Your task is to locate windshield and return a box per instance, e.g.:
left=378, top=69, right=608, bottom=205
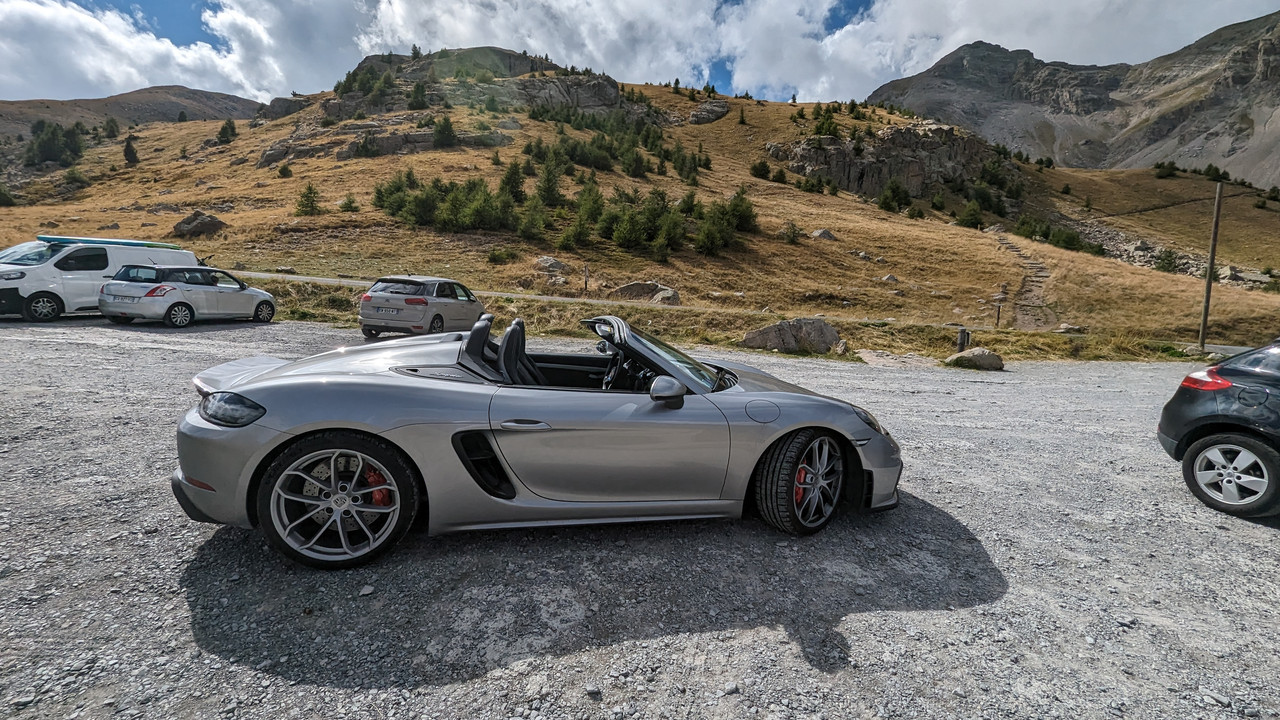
left=0, top=241, right=66, bottom=267
left=628, top=326, right=720, bottom=391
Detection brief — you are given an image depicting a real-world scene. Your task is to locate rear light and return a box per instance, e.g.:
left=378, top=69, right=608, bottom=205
left=99, top=284, right=105, bottom=293
left=361, top=293, right=372, bottom=302
left=1181, top=368, right=1232, bottom=391
left=145, top=284, right=176, bottom=297
left=185, top=477, right=216, bottom=492
left=404, top=297, right=428, bottom=306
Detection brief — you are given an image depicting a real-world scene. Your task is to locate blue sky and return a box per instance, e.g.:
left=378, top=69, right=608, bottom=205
left=2, top=1, right=1276, bottom=103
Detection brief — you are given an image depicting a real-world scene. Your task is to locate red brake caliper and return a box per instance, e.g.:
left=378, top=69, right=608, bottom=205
left=794, top=468, right=806, bottom=505
left=365, top=468, right=391, bottom=506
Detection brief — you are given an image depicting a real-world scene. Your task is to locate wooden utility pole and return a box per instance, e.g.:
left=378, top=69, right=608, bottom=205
left=1198, top=182, right=1225, bottom=352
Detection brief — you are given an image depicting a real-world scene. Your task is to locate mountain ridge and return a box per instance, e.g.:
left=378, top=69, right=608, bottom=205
left=0, top=86, right=261, bottom=143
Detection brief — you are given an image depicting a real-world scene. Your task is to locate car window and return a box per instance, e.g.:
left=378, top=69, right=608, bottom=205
left=54, top=247, right=108, bottom=272
left=0, top=241, right=67, bottom=267
left=1222, top=346, right=1280, bottom=375
left=213, top=272, right=242, bottom=289
left=628, top=326, right=719, bottom=391
left=173, top=270, right=215, bottom=285
left=454, top=283, right=476, bottom=301
left=369, top=280, right=423, bottom=295
left=113, top=266, right=162, bottom=282
left=436, top=283, right=457, bottom=299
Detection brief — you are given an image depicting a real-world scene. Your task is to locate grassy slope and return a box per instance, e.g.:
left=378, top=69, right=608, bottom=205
left=2, top=80, right=1278, bottom=353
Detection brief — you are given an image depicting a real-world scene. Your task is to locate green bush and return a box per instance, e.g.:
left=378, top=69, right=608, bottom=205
left=597, top=207, right=622, bottom=240
left=433, top=115, right=458, bottom=148
left=353, top=131, right=380, bottom=158
left=407, top=82, right=428, bottom=111
left=320, top=116, right=337, bottom=128
left=176, top=111, right=188, bottom=123
left=749, top=159, right=770, bottom=179
left=518, top=196, right=547, bottom=240
left=1255, top=198, right=1268, bottom=210
left=1060, top=183, right=1071, bottom=195
left=877, top=178, right=911, bottom=212
left=339, top=194, right=359, bottom=212
left=295, top=182, right=322, bottom=216
left=536, top=160, right=565, bottom=206
left=1267, top=186, right=1280, bottom=202
left=217, top=119, right=237, bottom=145
left=499, top=160, right=526, bottom=203
left=906, top=205, right=924, bottom=219
left=23, top=121, right=84, bottom=167
left=278, top=163, right=293, bottom=178
left=780, top=220, right=802, bottom=244
left=1154, top=249, right=1179, bottom=273
left=956, top=201, right=984, bottom=229
left=0, top=184, right=14, bottom=206
left=1155, top=164, right=1177, bottom=179
left=488, top=247, right=519, bottom=264
left=727, top=186, right=758, bottom=231
left=677, top=190, right=699, bottom=216
left=102, top=117, right=120, bottom=139
left=930, top=192, right=945, bottom=211
left=576, top=181, right=604, bottom=222
left=694, top=202, right=739, bottom=256
left=123, top=138, right=138, bottom=165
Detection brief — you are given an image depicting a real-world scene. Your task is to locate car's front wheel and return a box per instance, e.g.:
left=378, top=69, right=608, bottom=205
left=164, top=303, right=194, bottom=328
left=256, top=431, right=421, bottom=568
left=754, top=429, right=845, bottom=535
left=1183, top=433, right=1280, bottom=517
left=23, top=293, right=62, bottom=322
left=252, top=301, right=275, bottom=323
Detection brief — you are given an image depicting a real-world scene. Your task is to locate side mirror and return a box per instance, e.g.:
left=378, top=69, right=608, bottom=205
left=649, top=376, right=687, bottom=409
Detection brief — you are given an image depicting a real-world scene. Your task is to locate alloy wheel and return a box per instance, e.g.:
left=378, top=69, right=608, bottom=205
left=269, top=449, right=402, bottom=562
left=30, top=297, right=59, bottom=320
left=793, top=436, right=842, bottom=527
left=1193, top=443, right=1269, bottom=506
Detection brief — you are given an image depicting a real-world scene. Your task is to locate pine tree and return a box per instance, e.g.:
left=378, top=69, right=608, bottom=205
left=123, top=138, right=138, bottom=165
left=295, top=182, right=322, bottom=216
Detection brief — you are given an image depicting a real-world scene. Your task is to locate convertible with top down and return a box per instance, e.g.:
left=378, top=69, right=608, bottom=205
left=172, top=314, right=903, bottom=568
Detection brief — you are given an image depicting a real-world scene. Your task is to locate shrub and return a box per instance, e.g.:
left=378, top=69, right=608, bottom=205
left=1013, top=215, right=1050, bottom=239
left=1268, top=186, right=1280, bottom=202
left=320, top=116, right=337, bottom=128
left=612, top=210, right=647, bottom=251
left=0, top=184, right=16, bottom=206
left=878, top=178, right=911, bottom=213
left=488, top=247, right=519, bottom=264
left=576, top=181, right=604, bottom=223
left=1060, top=183, right=1071, bottom=195
left=694, top=202, right=739, bottom=256
left=433, top=115, right=458, bottom=147
left=1084, top=196, right=1093, bottom=211
left=176, top=111, right=188, bottom=123
left=749, top=159, right=770, bottom=179
left=295, top=182, right=322, bottom=216
left=597, top=207, right=622, bottom=240
left=727, top=186, right=758, bottom=231
left=930, top=192, right=945, bottom=211
left=771, top=167, right=786, bottom=183
left=23, top=121, right=84, bottom=166
left=535, top=160, right=565, bottom=206
left=123, top=138, right=139, bottom=165
left=657, top=212, right=686, bottom=253
left=407, top=81, right=428, bottom=110
left=353, top=110, right=367, bottom=120
left=353, top=131, right=380, bottom=158
left=339, top=194, right=359, bottom=212
left=738, top=108, right=746, bottom=125
left=677, top=190, right=699, bottom=216
left=217, top=119, right=237, bottom=144
left=102, top=117, right=120, bottom=138
left=278, top=163, right=293, bottom=178
left=63, top=168, right=91, bottom=187
left=518, top=196, right=547, bottom=240
left=780, top=220, right=802, bottom=244
left=906, top=205, right=924, bottom=219
left=558, top=214, right=591, bottom=250
left=1155, top=164, right=1177, bottom=179
left=1154, top=249, right=1179, bottom=273
left=499, top=161, right=526, bottom=203
left=956, top=201, right=984, bottom=229
left=491, top=149, right=502, bottom=166
left=1255, top=198, right=1268, bottom=210
left=179, top=145, right=188, bottom=159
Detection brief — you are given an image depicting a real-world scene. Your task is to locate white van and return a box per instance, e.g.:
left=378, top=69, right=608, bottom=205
left=0, top=235, right=198, bottom=321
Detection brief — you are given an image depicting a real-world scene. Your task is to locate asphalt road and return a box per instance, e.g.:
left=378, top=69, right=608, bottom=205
left=0, top=317, right=1276, bottom=720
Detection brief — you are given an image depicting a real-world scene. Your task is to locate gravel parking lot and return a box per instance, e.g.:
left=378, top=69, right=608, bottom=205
left=1, top=318, right=1277, bottom=720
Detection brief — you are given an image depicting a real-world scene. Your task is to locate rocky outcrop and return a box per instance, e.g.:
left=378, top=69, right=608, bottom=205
left=767, top=122, right=999, bottom=199
left=742, top=318, right=840, bottom=354
left=609, top=281, right=681, bottom=306
left=260, top=96, right=313, bottom=120
left=322, top=73, right=620, bottom=121
left=689, top=100, right=729, bottom=124
left=868, top=12, right=1280, bottom=186
left=172, top=210, right=226, bottom=238
left=945, top=347, right=1005, bottom=371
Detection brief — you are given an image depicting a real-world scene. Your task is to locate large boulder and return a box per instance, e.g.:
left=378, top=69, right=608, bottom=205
left=742, top=318, right=840, bottom=354
left=945, top=347, right=1004, bottom=371
left=261, top=96, right=312, bottom=120
left=257, top=140, right=291, bottom=168
left=172, top=210, right=227, bottom=238
left=689, top=100, right=730, bottom=125
left=609, top=281, right=681, bottom=306
left=534, top=256, right=569, bottom=273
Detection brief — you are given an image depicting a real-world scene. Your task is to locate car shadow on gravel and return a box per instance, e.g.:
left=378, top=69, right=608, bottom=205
left=180, top=491, right=1005, bottom=688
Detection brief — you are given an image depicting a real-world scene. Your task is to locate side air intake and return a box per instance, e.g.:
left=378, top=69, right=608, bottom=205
left=452, top=431, right=517, bottom=500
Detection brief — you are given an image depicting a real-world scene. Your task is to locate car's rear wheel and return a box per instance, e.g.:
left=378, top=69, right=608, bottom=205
left=22, top=293, right=62, bottom=322
left=106, top=316, right=134, bottom=325
left=361, top=328, right=380, bottom=339
left=164, top=303, right=194, bottom=328
left=252, top=301, right=275, bottom=323
left=754, top=429, right=845, bottom=535
left=1183, top=433, right=1280, bottom=517
left=428, top=315, right=444, bottom=333
left=257, top=431, right=420, bottom=568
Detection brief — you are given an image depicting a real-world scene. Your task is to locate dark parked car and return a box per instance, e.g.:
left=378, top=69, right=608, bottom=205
left=1159, top=343, right=1280, bottom=517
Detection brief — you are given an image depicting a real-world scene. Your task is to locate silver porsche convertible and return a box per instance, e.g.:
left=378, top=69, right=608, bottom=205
left=172, top=315, right=902, bottom=568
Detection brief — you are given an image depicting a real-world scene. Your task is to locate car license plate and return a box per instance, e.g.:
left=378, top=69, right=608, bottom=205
left=112, top=296, right=138, bottom=303
left=376, top=307, right=399, bottom=315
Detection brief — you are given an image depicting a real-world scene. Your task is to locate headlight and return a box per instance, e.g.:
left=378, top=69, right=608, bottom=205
left=0, top=271, right=25, bottom=281
left=850, top=405, right=885, bottom=435
left=199, top=392, right=266, bottom=427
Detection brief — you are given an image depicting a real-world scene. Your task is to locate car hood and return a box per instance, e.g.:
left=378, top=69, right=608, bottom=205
left=193, top=333, right=465, bottom=393
left=704, top=359, right=821, bottom=397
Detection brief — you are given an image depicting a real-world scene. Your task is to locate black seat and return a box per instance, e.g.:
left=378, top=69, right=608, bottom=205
left=497, top=320, right=547, bottom=386
left=463, top=317, right=492, bottom=364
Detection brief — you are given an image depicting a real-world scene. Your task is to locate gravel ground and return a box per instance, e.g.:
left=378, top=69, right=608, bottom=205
left=1, top=318, right=1277, bottom=720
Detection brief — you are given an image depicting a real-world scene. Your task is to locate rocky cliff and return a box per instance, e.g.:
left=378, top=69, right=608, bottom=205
left=869, top=11, right=1280, bottom=186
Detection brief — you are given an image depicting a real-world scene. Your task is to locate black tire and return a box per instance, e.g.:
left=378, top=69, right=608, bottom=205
left=252, top=301, right=275, bottom=323
left=163, top=303, right=194, bottom=328
left=1182, top=433, right=1280, bottom=517
left=753, top=429, right=846, bottom=535
left=256, top=431, right=421, bottom=569
left=428, top=315, right=444, bottom=333
left=361, top=327, right=381, bottom=339
left=22, top=293, right=62, bottom=322
left=106, top=316, right=135, bottom=325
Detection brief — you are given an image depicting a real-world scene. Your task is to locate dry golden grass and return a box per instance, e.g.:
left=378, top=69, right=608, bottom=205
left=2, top=82, right=1278, bottom=352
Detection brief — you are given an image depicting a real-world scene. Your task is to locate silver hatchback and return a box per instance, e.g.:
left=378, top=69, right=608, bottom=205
left=99, top=265, right=276, bottom=327
left=358, top=275, right=486, bottom=338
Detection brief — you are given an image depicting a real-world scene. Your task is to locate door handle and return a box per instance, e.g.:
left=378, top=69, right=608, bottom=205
left=499, top=420, right=551, bottom=432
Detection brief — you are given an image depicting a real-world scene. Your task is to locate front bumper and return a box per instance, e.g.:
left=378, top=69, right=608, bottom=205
left=99, top=296, right=169, bottom=320
left=172, top=407, right=290, bottom=528
left=860, top=432, right=903, bottom=511
left=0, top=287, right=22, bottom=315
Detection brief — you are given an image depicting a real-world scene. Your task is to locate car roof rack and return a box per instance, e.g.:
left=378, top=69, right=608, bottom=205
left=35, top=235, right=185, bottom=250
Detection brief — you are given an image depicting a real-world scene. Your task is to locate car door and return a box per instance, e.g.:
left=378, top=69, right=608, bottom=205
left=169, top=270, right=217, bottom=317
left=452, top=282, right=485, bottom=325
left=210, top=271, right=255, bottom=317
left=432, top=282, right=460, bottom=329
left=488, top=385, right=731, bottom=502
left=53, top=247, right=110, bottom=311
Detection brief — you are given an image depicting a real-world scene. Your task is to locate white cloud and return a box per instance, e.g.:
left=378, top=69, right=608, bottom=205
left=0, top=0, right=1276, bottom=103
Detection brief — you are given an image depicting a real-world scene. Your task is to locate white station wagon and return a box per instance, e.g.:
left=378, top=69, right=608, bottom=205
left=358, top=275, right=486, bottom=339
left=99, top=265, right=276, bottom=327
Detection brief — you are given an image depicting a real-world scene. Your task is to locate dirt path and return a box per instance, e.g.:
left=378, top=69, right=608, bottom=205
left=997, top=237, right=1058, bottom=331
